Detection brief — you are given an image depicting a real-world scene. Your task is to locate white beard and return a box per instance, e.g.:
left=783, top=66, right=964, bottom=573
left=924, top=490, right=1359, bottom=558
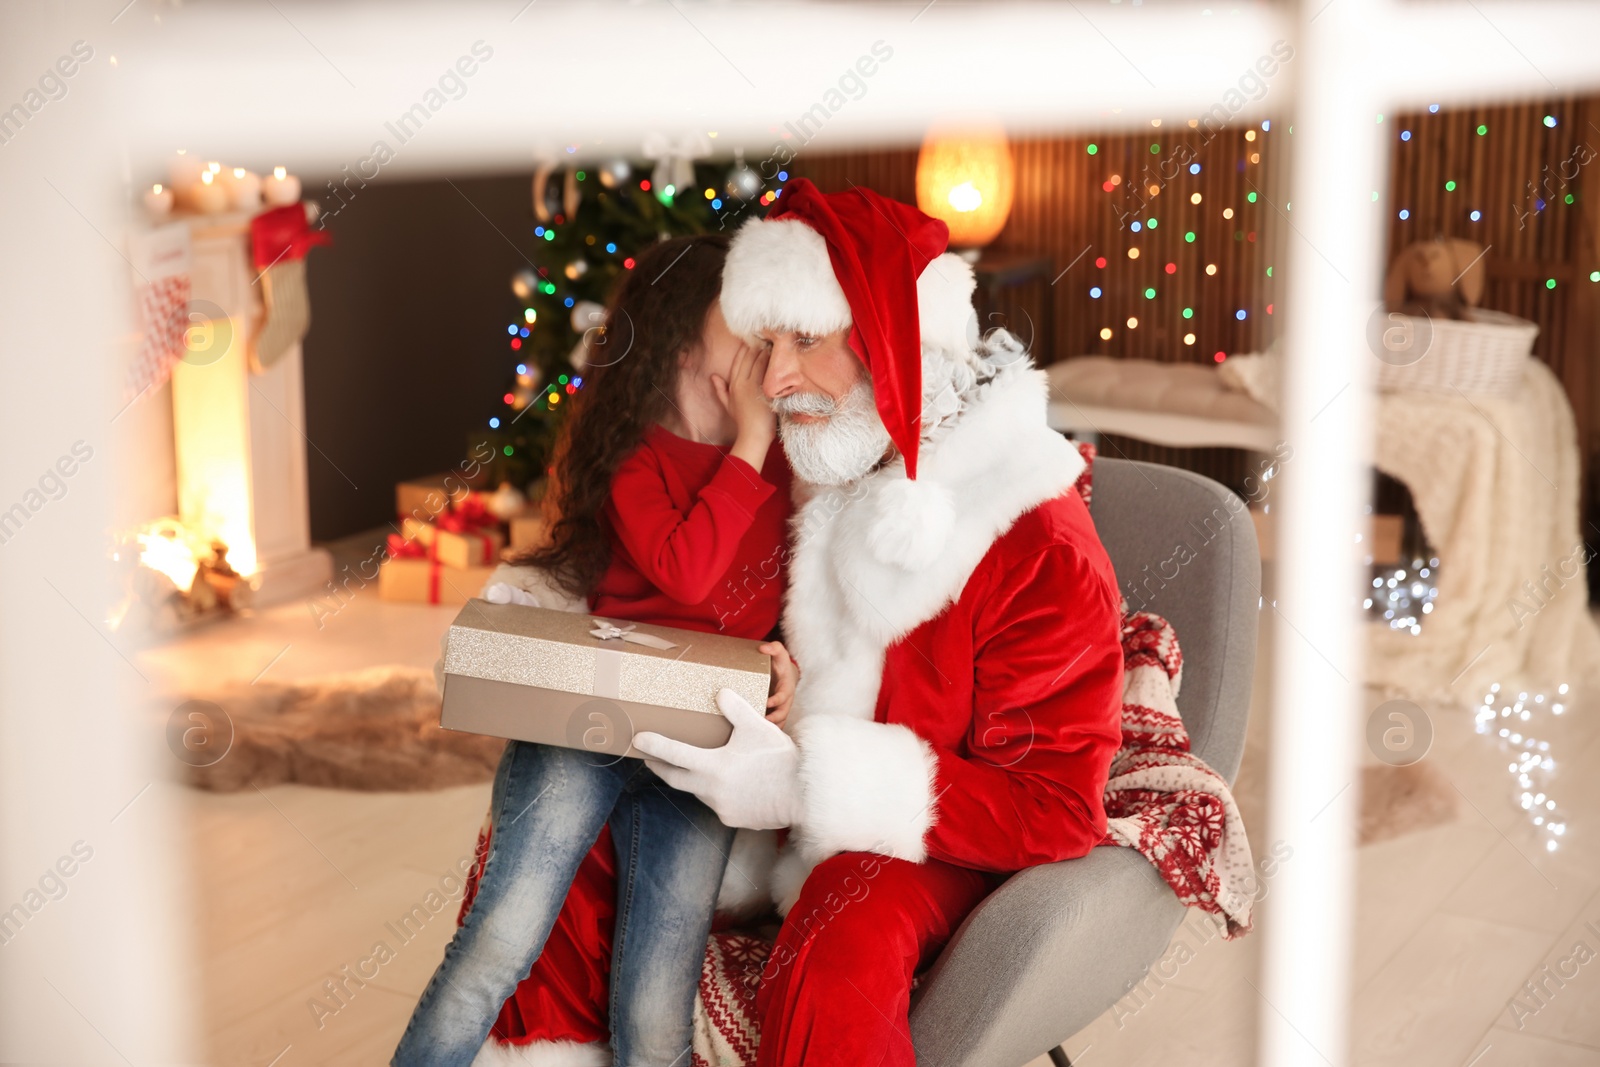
left=774, top=381, right=892, bottom=487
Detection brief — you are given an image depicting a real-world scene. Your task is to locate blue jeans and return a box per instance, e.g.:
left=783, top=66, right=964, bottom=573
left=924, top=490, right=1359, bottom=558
left=393, top=741, right=733, bottom=1067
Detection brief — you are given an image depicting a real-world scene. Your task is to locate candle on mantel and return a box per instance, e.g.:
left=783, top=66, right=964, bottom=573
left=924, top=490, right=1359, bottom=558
left=144, top=183, right=174, bottom=215
left=262, top=165, right=301, bottom=207
left=229, top=167, right=262, bottom=212
left=168, top=150, right=204, bottom=192
left=192, top=170, right=228, bottom=214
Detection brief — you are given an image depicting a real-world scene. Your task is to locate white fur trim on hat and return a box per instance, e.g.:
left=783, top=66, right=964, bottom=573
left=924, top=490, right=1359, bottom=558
left=721, top=218, right=851, bottom=341
left=721, top=220, right=979, bottom=359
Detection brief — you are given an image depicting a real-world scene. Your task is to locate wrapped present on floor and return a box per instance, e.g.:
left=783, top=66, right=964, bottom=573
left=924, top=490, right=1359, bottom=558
left=378, top=534, right=496, bottom=605
left=395, top=471, right=488, bottom=526
left=506, top=506, right=549, bottom=553
left=440, top=602, right=770, bottom=756
left=400, top=496, right=506, bottom=570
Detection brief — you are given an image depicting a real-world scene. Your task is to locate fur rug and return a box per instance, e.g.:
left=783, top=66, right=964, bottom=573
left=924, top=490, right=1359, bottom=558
left=180, top=666, right=505, bottom=792
left=1358, top=761, right=1458, bottom=845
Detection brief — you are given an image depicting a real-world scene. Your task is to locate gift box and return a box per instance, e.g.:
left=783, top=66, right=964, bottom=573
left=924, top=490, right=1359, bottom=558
left=379, top=559, right=497, bottom=605
left=440, top=601, right=770, bottom=756
left=400, top=516, right=506, bottom=570
left=378, top=532, right=495, bottom=604
left=507, top=507, right=549, bottom=553
left=396, top=472, right=486, bottom=525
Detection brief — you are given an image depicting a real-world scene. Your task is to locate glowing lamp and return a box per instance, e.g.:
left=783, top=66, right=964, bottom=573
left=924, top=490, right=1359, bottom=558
left=915, top=127, right=1015, bottom=251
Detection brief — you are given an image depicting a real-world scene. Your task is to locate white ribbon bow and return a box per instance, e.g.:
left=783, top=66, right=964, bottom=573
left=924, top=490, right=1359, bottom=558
left=590, top=619, right=677, bottom=650
left=640, top=132, right=712, bottom=194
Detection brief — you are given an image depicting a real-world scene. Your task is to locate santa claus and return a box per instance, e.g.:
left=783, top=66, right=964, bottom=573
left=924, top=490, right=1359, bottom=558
left=622, top=179, right=1128, bottom=1065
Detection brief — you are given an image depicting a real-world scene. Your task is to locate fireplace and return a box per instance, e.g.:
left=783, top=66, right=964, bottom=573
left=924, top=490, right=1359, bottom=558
left=118, top=205, right=332, bottom=633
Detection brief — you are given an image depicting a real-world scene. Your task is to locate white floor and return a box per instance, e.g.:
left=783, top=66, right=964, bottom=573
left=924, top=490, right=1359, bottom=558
left=133, top=580, right=1600, bottom=1067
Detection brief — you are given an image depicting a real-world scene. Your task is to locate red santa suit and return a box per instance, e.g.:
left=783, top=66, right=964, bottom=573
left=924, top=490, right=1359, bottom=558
left=705, top=181, right=1125, bottom=1065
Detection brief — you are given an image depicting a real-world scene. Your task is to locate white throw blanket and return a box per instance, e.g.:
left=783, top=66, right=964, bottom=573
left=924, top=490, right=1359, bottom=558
left=1221, top=353, right=1600, bottom=698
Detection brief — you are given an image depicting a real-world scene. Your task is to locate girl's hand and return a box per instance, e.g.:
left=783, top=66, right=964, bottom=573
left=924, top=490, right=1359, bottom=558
left=713, top=342, right=776, bottom=469
left=761, top=640, right=799, bottom=727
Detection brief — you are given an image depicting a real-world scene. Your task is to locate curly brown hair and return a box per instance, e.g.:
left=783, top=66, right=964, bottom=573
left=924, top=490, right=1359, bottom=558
left=514, top=233, right=730, bottom=598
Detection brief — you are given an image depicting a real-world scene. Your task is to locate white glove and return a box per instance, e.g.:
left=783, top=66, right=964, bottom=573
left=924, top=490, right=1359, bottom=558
left=483, top=581, right=541, bottom=607
left=633, top=688, right=801, bottom=830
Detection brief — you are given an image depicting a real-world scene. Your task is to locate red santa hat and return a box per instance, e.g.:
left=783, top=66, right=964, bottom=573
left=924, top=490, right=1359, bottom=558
left=719, top=178, right=979, bottom=480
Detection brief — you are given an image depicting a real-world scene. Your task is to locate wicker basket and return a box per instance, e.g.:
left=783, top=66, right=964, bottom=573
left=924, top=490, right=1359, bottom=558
left=1376, top=308, right=1538, bottom=397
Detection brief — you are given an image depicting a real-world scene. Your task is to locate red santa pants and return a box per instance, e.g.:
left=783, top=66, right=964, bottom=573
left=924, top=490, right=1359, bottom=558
left=754, top=852, right=997, bottom=1067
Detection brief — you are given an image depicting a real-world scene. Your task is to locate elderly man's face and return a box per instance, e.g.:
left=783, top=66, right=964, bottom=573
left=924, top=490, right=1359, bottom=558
left=760, top=327, right=866, bottom=410
left=758, top=326, right=892, bottom=485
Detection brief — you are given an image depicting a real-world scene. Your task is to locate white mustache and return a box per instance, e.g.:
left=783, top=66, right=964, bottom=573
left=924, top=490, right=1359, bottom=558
left=771, top=392, right=839, bottom=418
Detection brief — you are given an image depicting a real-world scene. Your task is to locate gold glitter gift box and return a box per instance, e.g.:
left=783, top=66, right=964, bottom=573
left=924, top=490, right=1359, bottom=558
left=440, top=600, right=771, bottom=756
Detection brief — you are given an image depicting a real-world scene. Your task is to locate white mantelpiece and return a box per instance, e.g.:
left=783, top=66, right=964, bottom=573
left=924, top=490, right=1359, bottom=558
left=170, top=208, right=331, bottom=606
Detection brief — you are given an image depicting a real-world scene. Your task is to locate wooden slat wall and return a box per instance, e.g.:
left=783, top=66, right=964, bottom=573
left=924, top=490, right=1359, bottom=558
left=796, top=99, right=1600, bottom=494
left=797, top=123, right=1282, bottom=367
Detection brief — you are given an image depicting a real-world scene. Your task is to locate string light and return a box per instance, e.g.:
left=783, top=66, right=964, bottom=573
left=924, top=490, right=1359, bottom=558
left=1183, top=332, right=1196, bottom=345
left=1364, top=557, right=1438, bottom=633
left=1474, top=679, right=1569, bottom=851
left=1099, top=327, right=1113, bottom=340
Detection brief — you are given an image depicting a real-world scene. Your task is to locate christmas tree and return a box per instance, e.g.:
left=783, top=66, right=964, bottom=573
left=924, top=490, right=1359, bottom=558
left=477, top=154, right=777, bottom=491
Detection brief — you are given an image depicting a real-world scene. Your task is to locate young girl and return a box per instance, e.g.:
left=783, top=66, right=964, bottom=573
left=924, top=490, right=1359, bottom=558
left=393, top=234, right=797, bottom=1067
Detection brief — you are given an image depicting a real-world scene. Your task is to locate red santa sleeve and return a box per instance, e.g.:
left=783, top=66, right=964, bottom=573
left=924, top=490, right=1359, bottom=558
left=924, top=542, right=1124, bottom=869
left=791, top=541, right=1124, bottom=871
left=605, top=444, right=776, bottom=605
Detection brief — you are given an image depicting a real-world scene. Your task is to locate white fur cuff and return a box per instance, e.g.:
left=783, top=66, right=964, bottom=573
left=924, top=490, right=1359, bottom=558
left=792, top=715, right=938, bottom=863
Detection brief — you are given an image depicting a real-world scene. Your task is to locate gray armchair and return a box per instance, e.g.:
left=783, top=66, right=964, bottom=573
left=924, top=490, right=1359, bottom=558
left=908, top=457, right=1261, bottom=1067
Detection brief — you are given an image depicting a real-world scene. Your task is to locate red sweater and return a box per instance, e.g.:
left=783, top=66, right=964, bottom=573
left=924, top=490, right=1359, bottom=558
left=590, top=425, right=792, bottom=640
